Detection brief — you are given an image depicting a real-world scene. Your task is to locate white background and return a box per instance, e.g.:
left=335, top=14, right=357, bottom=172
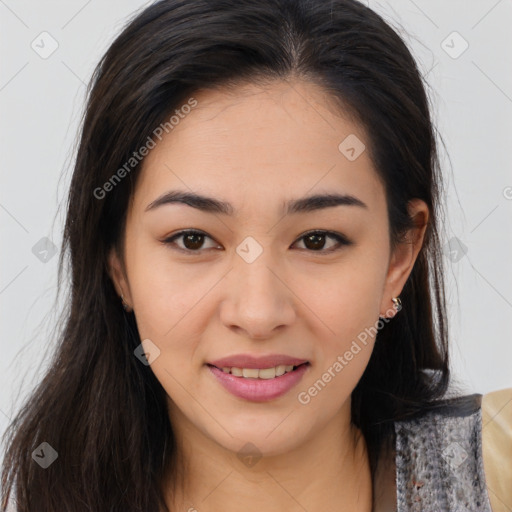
left=1, top=0, right=511, bottom=450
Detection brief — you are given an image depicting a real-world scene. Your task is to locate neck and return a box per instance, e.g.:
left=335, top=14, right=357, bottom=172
left=163, top=400, right=373, bottom=512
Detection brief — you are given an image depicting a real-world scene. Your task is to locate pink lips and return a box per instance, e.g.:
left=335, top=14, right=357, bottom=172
left=206, top=353, right=310, bottom=402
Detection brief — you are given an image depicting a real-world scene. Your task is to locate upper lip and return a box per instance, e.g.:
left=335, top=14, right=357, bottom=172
left=208, top=354, right=309, bottom=369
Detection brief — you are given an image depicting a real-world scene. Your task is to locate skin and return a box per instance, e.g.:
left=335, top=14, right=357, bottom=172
left=109, top=78, right=428, bottom=511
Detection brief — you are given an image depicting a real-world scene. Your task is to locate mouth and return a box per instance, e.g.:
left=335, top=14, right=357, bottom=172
left=205, top=362, right=311, bottom=402
left=206, top=362, right=310, bottom=380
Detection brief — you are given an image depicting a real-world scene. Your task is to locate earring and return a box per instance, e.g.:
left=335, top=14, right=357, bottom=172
left=391, top=297, right=402, bottom=313
left=379, top=296, right=402, bottom=320
left=121, top=293, right=131, bottom=312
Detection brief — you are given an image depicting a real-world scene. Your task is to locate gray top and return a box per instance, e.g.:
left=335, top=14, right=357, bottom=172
left=375, top=393, right=493, bottom=512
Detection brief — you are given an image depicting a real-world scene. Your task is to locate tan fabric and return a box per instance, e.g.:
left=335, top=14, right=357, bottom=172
left=482, top=387, right=512, bottom=512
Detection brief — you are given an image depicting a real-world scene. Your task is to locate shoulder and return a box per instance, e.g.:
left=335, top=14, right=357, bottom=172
left=481, top=387, right=512, bottom=512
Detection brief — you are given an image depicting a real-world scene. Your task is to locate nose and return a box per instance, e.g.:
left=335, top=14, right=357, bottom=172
left=219, top=252, right=296, bottom=340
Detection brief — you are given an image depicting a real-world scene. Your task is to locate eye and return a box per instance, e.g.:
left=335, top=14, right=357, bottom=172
left=162, top=230, right=220, bottom=253
left=292, top=230, right=352, bottom=253
left=162, top=229, right=352, bottom=254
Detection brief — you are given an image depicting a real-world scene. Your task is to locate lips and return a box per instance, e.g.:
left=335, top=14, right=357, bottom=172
left=208, top=354, right=309, bottom=370
left=207, top=361, right=310, bottom=401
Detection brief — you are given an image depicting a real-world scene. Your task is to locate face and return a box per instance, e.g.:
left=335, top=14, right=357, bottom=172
left=109, top=79, right=427, bottom=458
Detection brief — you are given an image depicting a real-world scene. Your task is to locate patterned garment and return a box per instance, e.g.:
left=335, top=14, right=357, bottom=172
left=391, top=394, right=493, bottom=512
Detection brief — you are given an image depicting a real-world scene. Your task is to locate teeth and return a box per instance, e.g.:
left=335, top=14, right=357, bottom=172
left=242, top=368, right=260, bottom=378
left=256, top=367, right=275, bottom=379
left=275, top=364, right=287, bottom=376
left=231, top=367, right=243, bottom=377
left=220, top=364, right=297, bottom=379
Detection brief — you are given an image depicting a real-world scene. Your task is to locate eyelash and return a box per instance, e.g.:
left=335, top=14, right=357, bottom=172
left=162, top=229, right=353, bottom=255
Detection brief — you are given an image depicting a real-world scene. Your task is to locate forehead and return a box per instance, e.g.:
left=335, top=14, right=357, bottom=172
left=133, top=79, right=385, bottom=215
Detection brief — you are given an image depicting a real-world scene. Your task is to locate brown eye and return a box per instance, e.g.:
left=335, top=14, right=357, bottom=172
left=293, top=231, right=352, bottom=253
left=163, top=230, right=219, bottom=252
left=182, top=232, right=205, bottom=250
left=303, top=233, right=327, bottom=250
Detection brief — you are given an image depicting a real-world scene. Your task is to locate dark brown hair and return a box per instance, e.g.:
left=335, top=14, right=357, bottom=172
left=1, top=0, right=449, bottom=510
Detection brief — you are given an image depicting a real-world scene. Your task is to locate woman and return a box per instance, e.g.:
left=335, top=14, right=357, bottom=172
left=2, top=0, right=511, bottom=510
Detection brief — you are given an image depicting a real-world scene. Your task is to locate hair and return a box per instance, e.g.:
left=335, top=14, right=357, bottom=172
left=1, top=0, right=450, bottom=510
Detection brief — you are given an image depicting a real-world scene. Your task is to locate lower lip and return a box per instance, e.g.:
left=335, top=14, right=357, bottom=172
left=207, top=363, right=310, bottom=402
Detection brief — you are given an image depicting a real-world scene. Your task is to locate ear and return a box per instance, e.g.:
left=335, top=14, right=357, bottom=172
left=107, top=247, right=133, bottom=307
left=379, top=199, right=429, bottom=318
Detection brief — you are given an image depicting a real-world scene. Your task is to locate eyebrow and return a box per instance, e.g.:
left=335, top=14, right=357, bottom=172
left=145, top=190, right=367, bottom=215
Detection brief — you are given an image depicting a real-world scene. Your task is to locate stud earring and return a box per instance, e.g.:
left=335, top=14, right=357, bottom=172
left=391, top=297, right=402, bottom=313
left=379, top=296, right=402, bottom=320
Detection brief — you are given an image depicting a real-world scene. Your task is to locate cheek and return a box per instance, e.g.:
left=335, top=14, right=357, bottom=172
left=293, top=247, right=388, bottom=400
left=297, top=250, right=388, bottom=342
left=125, top=229, right=218, bottom=339
left=132, top=270, right=215, bottom=350
left=129, top=260, right=211, bottom=404
left=295, top=275, right=381, bottom=421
